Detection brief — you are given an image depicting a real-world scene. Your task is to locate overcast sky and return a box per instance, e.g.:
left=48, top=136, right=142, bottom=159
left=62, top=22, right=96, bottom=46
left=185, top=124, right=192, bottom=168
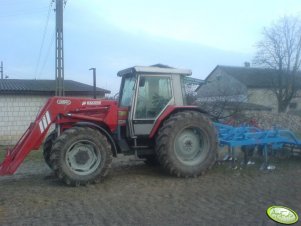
left=0, top=0, right=300, bottom=94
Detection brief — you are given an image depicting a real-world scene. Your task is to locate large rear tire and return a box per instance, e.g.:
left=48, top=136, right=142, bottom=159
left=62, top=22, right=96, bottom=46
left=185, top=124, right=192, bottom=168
left=50, top=127, right=113, bottom=186
left=156, top=111, right=217, bottom=177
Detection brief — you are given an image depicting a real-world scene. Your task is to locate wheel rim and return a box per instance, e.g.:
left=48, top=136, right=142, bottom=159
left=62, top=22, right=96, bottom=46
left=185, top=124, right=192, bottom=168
left=174, top=127, right=209, bottom=166
left=65, top=140, right=102, bottom=176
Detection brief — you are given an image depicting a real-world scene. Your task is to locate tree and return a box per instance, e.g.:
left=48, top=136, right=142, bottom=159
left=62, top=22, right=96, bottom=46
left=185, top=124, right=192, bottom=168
left=254, top=16, right=301, bottom=112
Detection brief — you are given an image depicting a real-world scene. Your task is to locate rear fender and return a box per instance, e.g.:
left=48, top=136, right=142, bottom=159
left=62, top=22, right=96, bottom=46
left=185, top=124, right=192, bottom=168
left=74, top=122, right=118, bottom=157
left=149, top=106, right=208, bottom=139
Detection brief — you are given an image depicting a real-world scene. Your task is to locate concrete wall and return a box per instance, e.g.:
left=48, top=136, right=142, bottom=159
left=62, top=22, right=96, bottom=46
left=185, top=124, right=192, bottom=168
left=248, top=89, right=301, bottom=112
left=247, top=89, right=278, bottom=112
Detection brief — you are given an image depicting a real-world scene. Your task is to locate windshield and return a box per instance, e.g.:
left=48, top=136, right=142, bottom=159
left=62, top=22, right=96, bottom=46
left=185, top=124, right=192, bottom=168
left=119, top=76, right=136, bottom=107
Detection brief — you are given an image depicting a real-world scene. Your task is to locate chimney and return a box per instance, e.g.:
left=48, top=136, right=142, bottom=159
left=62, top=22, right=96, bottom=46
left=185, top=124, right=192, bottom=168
left=244, top=62, right=250, bottom=68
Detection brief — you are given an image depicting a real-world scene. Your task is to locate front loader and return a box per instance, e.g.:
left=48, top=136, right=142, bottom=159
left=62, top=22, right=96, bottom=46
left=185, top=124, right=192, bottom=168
left=0, top=65, right=217, bottom=186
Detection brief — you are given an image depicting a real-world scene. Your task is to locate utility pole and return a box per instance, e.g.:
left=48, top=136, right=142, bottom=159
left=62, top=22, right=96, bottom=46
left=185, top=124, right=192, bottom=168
left=89, top=68, right=97, bottom=99
left=55, top=0, right=64, bottom=96
left=0, top=61, right=3, bottom=80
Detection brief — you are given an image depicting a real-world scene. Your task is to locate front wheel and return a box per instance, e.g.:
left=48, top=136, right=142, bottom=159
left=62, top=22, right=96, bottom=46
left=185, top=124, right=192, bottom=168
left=156, top=111, right=217, bottom=177
left=50, top=127, right=113, bottom=186
left=43, top=131, right=57, bottom=169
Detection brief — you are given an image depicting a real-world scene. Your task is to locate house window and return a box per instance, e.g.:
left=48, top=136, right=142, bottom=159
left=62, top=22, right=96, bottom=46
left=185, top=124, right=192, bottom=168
left=289, top=102, right=297, bottom=109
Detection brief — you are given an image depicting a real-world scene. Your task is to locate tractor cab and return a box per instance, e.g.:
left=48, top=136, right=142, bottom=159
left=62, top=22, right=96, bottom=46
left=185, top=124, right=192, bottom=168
left=117, top=65, right=199, bottom=137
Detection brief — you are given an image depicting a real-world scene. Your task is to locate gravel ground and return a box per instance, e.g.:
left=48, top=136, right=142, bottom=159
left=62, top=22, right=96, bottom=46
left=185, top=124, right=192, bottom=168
left=0, top=153, right=301, bottom=226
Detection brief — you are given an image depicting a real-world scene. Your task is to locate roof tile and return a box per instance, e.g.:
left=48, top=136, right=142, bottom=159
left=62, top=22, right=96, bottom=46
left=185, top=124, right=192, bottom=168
left=0, top=79, right=110, bottom=94
left=213, top=66, right=301, bottom=88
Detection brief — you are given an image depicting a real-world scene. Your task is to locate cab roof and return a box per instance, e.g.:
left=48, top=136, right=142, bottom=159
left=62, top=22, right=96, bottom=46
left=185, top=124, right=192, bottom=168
left=117, top=64, right=192, bottom=77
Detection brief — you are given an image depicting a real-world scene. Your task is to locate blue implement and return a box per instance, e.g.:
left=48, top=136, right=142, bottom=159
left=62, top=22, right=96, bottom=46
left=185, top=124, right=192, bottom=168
left=214, top=122, right=301, bottom=168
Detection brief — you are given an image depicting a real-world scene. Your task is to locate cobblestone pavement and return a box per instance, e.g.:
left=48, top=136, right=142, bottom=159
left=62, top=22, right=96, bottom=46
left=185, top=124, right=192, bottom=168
left=0, top=154, right=300, bottom=226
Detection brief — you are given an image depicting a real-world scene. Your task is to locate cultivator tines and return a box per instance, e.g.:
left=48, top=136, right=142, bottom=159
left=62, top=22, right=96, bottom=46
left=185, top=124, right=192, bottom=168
left=214, top=122, right=301, bottom=167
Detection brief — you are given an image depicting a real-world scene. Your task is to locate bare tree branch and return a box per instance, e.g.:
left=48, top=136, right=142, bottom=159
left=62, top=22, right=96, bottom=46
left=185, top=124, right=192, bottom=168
left=253, top=15, right=301, bottom=112
left=194, top=77, right=249, bottom=121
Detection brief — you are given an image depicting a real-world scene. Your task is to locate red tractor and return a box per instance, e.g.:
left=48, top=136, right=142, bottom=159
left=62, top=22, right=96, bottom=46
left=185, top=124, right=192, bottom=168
left=0, top=65, right=217, bottom=186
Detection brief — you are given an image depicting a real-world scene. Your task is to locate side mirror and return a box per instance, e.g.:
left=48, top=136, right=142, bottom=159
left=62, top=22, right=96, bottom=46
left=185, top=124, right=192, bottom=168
left=139, top=77, right=145, bottom=87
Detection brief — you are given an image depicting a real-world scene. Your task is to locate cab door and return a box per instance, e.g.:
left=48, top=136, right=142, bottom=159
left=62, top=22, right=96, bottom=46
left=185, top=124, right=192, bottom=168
left=131, top=74, right=174, bottom=136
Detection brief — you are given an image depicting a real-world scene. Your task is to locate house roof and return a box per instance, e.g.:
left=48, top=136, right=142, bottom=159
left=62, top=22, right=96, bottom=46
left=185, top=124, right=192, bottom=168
left=0, top=79, right=110, bottom=95
left=207, top=65, right=301, bottom=88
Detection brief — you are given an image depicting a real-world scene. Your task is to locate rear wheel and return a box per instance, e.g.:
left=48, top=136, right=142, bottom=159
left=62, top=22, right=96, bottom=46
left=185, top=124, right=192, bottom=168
left=50, top=127, right=112, bottom=186
left=156, top=111, right=217, bottom=177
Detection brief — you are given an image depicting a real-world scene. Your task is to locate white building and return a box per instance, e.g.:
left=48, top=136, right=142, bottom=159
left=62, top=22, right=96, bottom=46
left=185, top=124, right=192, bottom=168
left=0, top=79, right=110, bottom=145
left=197, top=65, right=301, bottom=113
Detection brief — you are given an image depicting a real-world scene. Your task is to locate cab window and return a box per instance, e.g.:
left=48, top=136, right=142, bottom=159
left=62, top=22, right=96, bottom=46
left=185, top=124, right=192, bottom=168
left=135, top=76, right=172, bottom=119
left=119, top=76, right=136, bottom=107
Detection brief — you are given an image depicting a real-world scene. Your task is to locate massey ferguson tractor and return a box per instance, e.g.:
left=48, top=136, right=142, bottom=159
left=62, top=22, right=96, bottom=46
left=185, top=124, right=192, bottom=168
left=0, top=65, right=217, bottom=186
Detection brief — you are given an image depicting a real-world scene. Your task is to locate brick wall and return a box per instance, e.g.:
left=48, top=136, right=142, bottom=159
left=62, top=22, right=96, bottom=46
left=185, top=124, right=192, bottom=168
left=0, top=94, right=104, bottom=145
left=0, top=95, right=50, bottom=145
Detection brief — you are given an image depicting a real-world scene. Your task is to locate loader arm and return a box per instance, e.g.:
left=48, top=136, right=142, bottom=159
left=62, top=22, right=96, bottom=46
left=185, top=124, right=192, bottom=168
left=0, top=96, right=118, bottom=176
